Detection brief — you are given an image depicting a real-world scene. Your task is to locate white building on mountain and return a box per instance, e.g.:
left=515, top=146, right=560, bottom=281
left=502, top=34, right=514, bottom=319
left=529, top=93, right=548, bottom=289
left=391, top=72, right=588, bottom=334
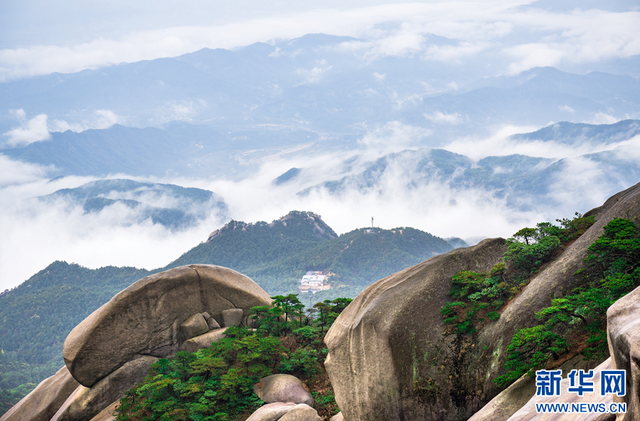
left=299, top=271, right=330, bottom=293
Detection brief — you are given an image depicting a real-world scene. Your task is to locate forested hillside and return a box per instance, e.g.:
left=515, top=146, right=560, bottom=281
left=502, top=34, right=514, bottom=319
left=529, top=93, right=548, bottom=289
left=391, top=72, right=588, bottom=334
left=0, top=263, right=150, bottom=414
left=166, top=211, right=454, bottom=294
left=0, top=210, right=455, bottom=414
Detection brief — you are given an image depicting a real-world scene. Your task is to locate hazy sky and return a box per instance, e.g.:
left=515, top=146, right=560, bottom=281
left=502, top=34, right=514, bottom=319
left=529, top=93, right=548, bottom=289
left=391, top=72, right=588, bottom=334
left=1, top=0, right=639, bottom=80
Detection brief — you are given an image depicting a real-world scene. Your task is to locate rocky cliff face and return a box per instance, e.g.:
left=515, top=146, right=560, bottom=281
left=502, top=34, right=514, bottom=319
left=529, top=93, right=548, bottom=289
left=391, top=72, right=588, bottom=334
left=472, top=182, right=640, bottom=404
left=325, top=181, right=640, bottom=421
left=0, top=367, right=79, bottom=421
left=601, top=279, right=640, bottom=421
left=324, top=238, right=508, bottom=421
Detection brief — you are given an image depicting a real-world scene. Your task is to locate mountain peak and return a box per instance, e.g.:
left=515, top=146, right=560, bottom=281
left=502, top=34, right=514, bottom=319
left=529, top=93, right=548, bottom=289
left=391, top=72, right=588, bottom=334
left=207, top=210, right=336, bottom=242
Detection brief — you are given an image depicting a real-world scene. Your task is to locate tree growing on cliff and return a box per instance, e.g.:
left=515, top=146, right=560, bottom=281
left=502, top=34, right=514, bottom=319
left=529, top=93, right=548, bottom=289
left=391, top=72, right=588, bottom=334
left=495, top=218, right=640, bottom=386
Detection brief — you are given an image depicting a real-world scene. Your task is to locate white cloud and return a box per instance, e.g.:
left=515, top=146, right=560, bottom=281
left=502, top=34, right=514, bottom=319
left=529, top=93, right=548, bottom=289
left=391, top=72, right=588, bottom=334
left=502, top=9, right=640, bottom=74
left=0, top=173, right=227, bottom=291
left=358, top=121, right=431, bottom=156
left=3, top=113, right=51, bottom=146
left=9, top=109, right=27, bottom=120
left=546, top=156, right=610, bottom=213
left=390, top=91, right=425, bottom=109
left=336, top=30, right=488, bottom=63
left=49, top=109, right=121, bottom=132
left=364, top=29, right=425, bottom=59
left=424, top=41, right=489, bottom=62
left=583, top=112, right=620, bottom=125
left=373, top=72, right=386, bottom=81
left=192, top=146, right=550, bottom=245
left=146, top=99, right=208, bottom=124
left=0, top=198, right=226, bottom=292
left=268, top=47, right=283, bottom=57
left=424, top=111, right=464, bottom=125
left=505, top=43, right=565, bottom=75
left=559, top=105, right=575, bottom=113
left=2, top=109, right=121, bottom=147
left=92, top=109, right=120, bottom=129
left=2, top=122, right=639, bottom=291
left=442, top=123, right=640, bottom=160
left=611, top=135, right=640, bottom=163
left=295, top=60, right=333, bottom=83
left=0, top=155, right=52, bottom=186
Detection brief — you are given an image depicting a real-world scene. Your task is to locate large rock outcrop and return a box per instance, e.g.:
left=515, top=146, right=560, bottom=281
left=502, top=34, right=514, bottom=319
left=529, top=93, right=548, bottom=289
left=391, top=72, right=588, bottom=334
left=472, top=182, right=640, bottom=408
left=325, top=182, right=640, bottom=421
left=606, top=280, right=640, bottom=421
left=245, top=402, right=299, bottom=421
left=51, top=356, right=158, bottom=421
left=473, top=272, right=640, bottom=421
left=324, top=238, right=508, bottom=421
left=278, top=404, right=322, bottom=421
left=466, top=371, right=536, bottom=421
left=460, top=256, right=640, bottom=421
left=88, top=400, right=118, bottom=421
left=493, top=276, right=640, bottom=421
left=63, top=264, right=271, bottom=387
left=180, top=327, right=229, bottom=353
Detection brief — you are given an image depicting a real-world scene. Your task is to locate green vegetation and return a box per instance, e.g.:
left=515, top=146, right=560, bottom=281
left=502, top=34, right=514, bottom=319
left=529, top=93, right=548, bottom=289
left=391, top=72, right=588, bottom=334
left=496, top=217, right=640, bottom=386
left=440, top=264, right=508, bottom=335
left=441, top=213, right=595, bottom=337
left=115, top=295, right=351, bottom=421
left=0, top=383, right=36, bottom=415
left=0, top=262, right=150, bottom=413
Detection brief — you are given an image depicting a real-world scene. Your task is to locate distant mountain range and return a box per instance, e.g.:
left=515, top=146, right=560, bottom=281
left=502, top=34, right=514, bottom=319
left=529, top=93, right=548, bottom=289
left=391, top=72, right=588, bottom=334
left=2, top=32, right=638, bottom=219
left=4, top=120, right=639, bottom=213
left=1, top=33, right=638, bottom=140
left=1, top=122, right=343, bottom=178
left=300, top=138, right=640, bottom=211
left=510, top=119, right=640, bottom=145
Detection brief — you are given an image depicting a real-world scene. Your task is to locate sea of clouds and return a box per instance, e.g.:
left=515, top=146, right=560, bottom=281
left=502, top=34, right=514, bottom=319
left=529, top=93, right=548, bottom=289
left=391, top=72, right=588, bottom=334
left=2, top=117, right=638, bottom=291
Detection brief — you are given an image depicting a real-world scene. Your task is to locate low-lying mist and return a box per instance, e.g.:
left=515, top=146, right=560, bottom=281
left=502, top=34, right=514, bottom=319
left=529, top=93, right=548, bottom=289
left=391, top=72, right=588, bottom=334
left=1, top=123, right=638, bottom=291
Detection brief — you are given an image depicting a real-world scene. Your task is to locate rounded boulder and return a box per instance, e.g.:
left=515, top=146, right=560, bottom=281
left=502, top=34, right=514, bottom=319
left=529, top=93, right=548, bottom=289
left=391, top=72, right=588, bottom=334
left=63, top=264, right=271, bottom=387
left=245, top=402, right=298, bottom=421
left=278, top=404, right=321, bottom=421
left=324, top=238, right=507, bottom=421
left=253, top=374, right=314, bottom=407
